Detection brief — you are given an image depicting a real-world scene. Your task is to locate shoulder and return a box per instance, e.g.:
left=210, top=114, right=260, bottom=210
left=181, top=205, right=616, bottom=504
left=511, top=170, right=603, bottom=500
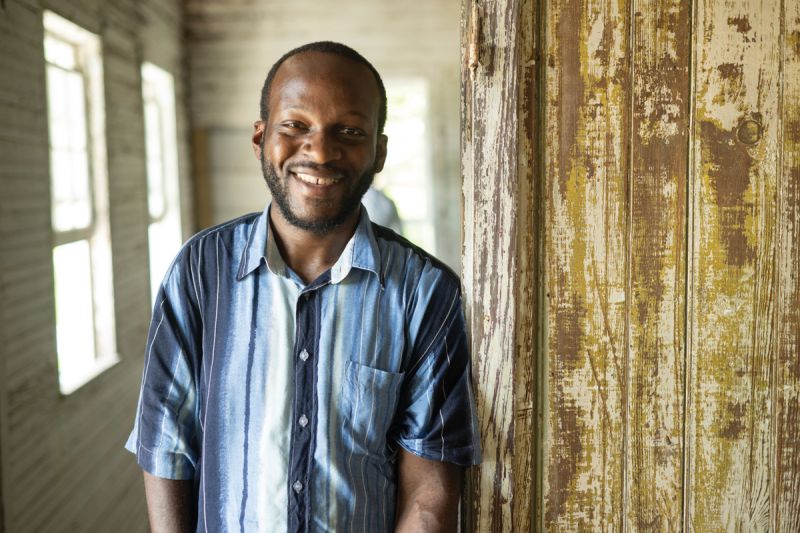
left=371, top=223, right=462, bottom=297
left=160, top=212, right=261, bottom=287
left=183, top=212, right=261, bottom=250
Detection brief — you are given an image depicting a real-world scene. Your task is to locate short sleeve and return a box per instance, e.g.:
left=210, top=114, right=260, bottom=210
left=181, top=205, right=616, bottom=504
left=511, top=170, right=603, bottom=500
left=125, top=252, right=202, bottom=480
left=391, top=270, right=482, bottom=466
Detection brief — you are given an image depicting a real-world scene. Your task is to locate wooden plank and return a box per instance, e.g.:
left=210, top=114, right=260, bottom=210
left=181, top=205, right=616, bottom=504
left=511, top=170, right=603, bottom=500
left=460, top=0, right=536, bottom=530
left=775, top=3, right=800, bottom=530
left=542, top=0, right=630, bottom=528
left=516, top=0, right=540, bottom=531
left=688, top=0, right=783, bottom=529
left=625, top=0, right=690, bottom=529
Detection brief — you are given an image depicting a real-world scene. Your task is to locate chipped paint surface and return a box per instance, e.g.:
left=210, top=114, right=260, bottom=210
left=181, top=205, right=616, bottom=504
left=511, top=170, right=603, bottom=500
left=627, top=0, right=689, bottom=530
left=775, top=5, right=800, bottom=531
left=462, top=0, right=800, bottom=530
left=460, top=0, right=529, bottom=530
left=544, top=0, right=629, bottom=529
left=689, top=0, right=783, bottom=529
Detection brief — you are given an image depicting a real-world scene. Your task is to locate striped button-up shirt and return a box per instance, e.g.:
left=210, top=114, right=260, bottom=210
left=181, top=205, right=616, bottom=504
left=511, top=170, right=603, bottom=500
left=125, top=205, right=482, bottom=532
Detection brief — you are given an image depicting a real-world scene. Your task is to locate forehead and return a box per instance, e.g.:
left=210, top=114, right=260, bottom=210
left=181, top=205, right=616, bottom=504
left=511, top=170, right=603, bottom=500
left=268, top=51, right=380, bottom=120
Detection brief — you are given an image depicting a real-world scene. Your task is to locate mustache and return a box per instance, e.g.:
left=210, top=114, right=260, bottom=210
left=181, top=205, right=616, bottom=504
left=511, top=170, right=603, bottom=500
left=286, top=161, right=346, bottom=180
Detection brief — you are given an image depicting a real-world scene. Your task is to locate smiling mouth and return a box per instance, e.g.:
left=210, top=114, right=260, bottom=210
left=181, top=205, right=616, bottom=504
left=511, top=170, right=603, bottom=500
left=293, top=172, right=341, bottom=187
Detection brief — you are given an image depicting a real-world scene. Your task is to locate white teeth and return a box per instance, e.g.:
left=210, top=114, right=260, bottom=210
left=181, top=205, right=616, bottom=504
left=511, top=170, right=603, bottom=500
left=295, top=173, right=337, bottom=186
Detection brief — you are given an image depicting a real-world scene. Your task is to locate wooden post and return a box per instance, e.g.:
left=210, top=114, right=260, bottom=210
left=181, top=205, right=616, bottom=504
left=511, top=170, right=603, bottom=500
left=460, top=0, right=539, bottom=530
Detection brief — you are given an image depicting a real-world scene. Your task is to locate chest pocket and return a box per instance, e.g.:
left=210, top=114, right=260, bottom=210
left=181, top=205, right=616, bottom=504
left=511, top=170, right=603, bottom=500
left=343, top=360, right=405, bottom=460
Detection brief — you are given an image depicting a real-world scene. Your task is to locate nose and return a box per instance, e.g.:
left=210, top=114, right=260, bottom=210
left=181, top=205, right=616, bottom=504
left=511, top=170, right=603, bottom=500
left=302, top=130, right=342, bottom=164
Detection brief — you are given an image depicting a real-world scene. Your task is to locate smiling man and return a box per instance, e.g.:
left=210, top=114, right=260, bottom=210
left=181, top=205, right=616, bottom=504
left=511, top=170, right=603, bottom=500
left=126, top=42, right=481, bottom=532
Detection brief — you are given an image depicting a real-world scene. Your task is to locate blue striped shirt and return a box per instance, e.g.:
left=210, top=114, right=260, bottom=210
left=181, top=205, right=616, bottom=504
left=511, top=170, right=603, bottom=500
left=125, top=205, right=481, bottom=532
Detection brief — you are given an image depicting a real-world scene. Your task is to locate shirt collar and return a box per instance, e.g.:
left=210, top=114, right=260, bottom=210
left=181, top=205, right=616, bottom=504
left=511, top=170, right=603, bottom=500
left=237, top=204, right=382, bottom=284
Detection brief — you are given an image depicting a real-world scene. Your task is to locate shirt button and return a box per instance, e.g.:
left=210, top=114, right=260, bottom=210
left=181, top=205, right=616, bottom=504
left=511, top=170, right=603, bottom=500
left=304, top=293, right=311, bottom=301
left=299, top=349, right=309, bottom=361
left=293, top=481, right=303, bottom=493
left=298, top=414, right=308, bottom=427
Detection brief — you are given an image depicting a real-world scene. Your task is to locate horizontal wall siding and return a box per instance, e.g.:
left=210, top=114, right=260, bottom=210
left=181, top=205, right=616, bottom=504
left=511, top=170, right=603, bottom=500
left=0, top=0, right=189, bottom=530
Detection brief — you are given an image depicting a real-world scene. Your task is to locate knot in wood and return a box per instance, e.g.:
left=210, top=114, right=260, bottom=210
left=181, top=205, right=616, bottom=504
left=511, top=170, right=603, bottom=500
left=736, top=118, right=761, bottom=145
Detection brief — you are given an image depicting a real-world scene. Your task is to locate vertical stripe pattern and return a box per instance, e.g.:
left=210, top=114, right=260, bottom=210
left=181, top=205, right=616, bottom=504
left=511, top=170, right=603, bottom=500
left=125, top=206, right=482, bottom=531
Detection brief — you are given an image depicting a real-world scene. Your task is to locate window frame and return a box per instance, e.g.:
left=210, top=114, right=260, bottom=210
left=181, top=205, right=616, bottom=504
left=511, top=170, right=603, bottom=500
left=141, top=62, right=183, bottom=305
left=44, top=10, right=118, bottom=395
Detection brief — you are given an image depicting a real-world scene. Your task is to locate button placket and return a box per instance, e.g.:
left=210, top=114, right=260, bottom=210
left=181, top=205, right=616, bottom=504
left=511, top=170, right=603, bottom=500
left=287, top=286, right=322, bottom=530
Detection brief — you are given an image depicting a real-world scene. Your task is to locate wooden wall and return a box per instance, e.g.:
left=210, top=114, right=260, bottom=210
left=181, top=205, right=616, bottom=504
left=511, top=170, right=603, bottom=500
left=462, top=0, right=800, bottom=530
left=0, top=1, right=190, bottom=531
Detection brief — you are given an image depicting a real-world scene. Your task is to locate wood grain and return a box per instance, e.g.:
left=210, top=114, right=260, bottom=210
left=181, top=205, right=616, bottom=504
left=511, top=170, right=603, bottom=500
left=775, top=2, right=800, bottom=530
left=460, top=0, right=536, bottom=530
left=542, top=0, right=630, bottom=528
left=516, top=0, right=540, bottom=531
left=688, top=0, right=783, bottom=529
left=626, top=0, right=690, bottom=529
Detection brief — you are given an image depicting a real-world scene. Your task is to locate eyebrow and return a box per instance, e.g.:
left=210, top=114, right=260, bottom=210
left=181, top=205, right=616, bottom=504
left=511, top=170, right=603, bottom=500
left=280, top=106, right=371, bottom=121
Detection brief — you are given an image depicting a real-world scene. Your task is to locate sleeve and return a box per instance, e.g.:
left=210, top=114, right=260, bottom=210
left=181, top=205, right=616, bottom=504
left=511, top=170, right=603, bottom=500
left=124, top=250, right=202, bottom=480
left=391, top=269, right=482, bottom=466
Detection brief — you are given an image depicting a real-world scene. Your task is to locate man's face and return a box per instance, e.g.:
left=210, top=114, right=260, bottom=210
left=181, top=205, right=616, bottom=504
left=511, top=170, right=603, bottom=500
left=253, top=52, right=387, bottom=234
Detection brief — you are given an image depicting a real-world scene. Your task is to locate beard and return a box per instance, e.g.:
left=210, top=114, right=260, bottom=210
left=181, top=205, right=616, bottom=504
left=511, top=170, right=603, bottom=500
left=260, top=151, right=375, bottom=235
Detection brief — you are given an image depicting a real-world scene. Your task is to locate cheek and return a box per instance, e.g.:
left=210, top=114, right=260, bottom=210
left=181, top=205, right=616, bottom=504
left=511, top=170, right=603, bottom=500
left=265, top=135, right=295, bottom=167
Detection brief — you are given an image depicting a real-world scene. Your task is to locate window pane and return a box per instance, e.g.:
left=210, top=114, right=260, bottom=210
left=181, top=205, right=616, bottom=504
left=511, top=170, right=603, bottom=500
left=144, top=99, right=166, bottom=219
left=379, top=78, right=434, bottom=252
left=44, top=34, right=76, bottom=69
left=47, top=64, right=92, bottom=232
left=142, top=63, right=183, bottom=305
left=148, top=220, right=182, bottom=303
left=65, top=71, right=88, bottom=149
left=53, top=240, right=96, bottom=393
left=50, top=148, right=92, bottom=231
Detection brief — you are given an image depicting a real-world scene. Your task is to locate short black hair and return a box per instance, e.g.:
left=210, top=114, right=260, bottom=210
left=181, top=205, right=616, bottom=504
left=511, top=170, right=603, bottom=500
left=259, top=41, right=387, bottom=134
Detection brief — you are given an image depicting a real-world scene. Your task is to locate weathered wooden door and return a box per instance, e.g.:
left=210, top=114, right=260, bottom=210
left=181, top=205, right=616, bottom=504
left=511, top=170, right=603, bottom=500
left=461, top=0, right=800, bottom=530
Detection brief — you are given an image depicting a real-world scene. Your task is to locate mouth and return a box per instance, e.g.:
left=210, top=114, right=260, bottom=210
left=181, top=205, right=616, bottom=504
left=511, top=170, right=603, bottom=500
left=292, top=172, right=339, bottom=187
left=293, top=172, right=340, bottom=187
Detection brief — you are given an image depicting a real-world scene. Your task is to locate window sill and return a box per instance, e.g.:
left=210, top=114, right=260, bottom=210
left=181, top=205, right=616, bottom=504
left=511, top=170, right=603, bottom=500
left=59, top=353, right=121, bottom=395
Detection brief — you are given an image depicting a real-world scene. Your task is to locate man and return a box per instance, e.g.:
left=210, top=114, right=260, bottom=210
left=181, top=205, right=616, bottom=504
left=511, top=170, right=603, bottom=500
left=126, top=41, right=481, bottom=532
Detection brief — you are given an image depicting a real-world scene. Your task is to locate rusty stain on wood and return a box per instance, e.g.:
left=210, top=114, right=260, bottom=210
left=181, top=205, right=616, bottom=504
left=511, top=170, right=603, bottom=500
left=461, top=0, right=800, bottom=530
left=689, top=0, right=782, bottom=529
left=627, top=0, right=689, bottom=530
left=544, top=0, right=629, bottom=528
left=775, top=3, right=800, bottom=531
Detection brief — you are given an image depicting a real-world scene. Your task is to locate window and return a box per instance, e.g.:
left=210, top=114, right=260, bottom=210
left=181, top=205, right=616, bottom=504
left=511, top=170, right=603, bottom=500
left=142, top=62, right=182, bottom=304
left=378, top=79, right=435, bottom=253
left=44, top=11, right=117, bottom=394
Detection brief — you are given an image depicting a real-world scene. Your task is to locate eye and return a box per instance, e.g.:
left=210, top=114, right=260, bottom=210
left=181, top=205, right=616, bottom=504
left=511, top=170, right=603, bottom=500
left=339, top=127, right=365, bottom=137
left=281, top=121, right=307, bottom=131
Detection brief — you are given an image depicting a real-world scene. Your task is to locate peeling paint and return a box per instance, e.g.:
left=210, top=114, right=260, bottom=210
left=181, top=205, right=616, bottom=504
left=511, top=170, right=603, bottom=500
left=463, top=0, right=800, bottom=530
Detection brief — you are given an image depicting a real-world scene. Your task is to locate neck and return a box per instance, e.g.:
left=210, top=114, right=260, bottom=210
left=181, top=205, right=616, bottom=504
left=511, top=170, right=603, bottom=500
left=269, top=206, right=361, bottom=284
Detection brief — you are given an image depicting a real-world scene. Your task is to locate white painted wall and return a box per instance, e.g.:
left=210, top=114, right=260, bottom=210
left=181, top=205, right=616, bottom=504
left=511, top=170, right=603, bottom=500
left=185, top=0, right=463, bottom=268
left=0, top=0, right=191, bottom=530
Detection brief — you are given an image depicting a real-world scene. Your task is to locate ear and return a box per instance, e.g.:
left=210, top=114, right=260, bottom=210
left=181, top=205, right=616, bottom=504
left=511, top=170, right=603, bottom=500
left=373, top=134, right=388, bottom=173
left=252, top=120, right=265, bottom=159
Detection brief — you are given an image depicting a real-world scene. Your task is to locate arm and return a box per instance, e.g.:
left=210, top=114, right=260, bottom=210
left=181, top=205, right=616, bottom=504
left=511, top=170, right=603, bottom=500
left=143, top=471, right=195, bottom=533
left=394, top=449, right=463, bottom=533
